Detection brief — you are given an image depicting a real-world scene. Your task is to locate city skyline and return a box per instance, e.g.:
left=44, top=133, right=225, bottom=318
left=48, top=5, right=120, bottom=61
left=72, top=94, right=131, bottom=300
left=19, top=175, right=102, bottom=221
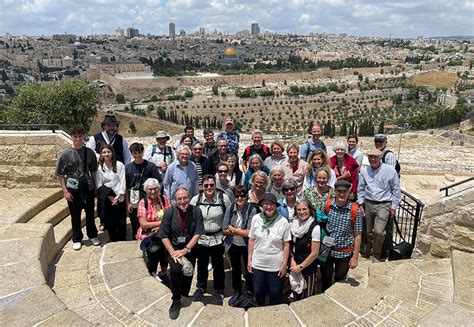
left=0, top=0, right=473, bottom=38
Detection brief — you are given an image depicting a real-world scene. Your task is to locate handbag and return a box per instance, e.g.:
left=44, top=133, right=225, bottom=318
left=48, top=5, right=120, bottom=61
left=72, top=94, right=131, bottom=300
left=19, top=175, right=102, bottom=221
left=66, top=177, right=79, bottom=191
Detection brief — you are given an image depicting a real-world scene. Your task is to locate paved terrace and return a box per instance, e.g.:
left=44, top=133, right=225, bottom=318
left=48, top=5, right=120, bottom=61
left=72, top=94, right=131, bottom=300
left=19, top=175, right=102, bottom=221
left=1, top=188, right=473, bottom=326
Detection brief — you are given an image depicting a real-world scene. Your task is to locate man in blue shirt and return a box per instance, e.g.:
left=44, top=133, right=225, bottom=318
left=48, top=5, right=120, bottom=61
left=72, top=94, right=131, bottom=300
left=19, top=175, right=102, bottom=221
left=357, top=148, right=401, bottom=262
left=300, top=123, right=327, bottom=162
left=163, top=145, right=200, bottom=201
left=320, top=179, right=363, bottom=292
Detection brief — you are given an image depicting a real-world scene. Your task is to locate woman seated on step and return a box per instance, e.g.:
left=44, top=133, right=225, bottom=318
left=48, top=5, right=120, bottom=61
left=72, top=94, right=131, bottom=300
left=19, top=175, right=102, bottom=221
left=136, top=178, right=171, bottom=282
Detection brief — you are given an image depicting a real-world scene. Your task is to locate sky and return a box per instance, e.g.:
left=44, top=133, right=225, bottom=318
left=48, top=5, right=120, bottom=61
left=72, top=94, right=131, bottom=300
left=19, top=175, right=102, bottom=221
left=1, top=0, right=473, bottom=38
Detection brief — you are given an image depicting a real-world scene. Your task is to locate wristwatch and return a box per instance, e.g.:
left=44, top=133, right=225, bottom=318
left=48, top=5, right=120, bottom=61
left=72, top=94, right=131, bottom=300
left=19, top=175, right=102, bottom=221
left=185, top=246, right=191, bottom=253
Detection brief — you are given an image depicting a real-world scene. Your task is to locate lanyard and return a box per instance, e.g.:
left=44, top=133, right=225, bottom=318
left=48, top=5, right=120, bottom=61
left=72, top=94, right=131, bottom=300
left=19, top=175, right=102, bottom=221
left=177, top=209, right=189, bottom=234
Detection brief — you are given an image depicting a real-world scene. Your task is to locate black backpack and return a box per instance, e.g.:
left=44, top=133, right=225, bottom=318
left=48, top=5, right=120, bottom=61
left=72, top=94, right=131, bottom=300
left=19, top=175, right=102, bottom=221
left=195, top=190, right=226, bottom=216
left=382, top=150, right=401, bottom=177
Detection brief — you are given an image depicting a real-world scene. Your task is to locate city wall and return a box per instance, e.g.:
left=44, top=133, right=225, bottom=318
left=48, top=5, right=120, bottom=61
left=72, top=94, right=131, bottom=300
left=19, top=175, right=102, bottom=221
left=95, top=67, right=381, bottom=97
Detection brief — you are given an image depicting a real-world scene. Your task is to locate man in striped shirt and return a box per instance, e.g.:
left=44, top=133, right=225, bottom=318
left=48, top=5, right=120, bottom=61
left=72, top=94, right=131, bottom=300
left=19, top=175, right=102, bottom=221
left=357, top=148, right=401, bottom=262
left=190, top=175, right=232, bottom=303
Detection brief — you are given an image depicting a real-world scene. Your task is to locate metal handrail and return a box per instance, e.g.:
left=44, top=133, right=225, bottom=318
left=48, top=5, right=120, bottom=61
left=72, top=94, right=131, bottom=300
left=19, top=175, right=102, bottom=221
left=392, top=190, right=424, bottom=248
left=0, top=124, right=69, bottom=134
left=439, top=177, right=474, bottom=197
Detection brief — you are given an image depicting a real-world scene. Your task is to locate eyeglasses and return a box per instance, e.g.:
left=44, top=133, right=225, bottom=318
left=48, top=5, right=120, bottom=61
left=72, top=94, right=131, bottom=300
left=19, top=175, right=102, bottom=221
left=203, top=184, right=215, bottom=189
left=283, top=187, right=296, bottom=192
left=218, top=170, right=228, bottom=174
left=235, top=194, right=247, bottom=199
left=193, top=148, right=202, bottom=151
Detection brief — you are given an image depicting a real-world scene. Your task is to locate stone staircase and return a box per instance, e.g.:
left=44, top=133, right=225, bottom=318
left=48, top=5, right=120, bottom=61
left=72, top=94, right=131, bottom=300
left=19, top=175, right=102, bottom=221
left=1, top=188, right=473, bottom=326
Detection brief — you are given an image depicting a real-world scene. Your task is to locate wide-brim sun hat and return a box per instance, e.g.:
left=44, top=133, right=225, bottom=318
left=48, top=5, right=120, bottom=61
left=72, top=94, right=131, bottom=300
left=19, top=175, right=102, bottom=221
left=155, top=131, right=170, bottom=140
left=258, top=192, right=281, bottom=207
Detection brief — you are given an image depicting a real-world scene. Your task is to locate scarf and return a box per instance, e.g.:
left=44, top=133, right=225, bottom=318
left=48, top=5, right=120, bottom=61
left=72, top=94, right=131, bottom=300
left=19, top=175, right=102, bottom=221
left=261, top=212, right=279, bottom=233
left=290, top=217, right=315, bottom=239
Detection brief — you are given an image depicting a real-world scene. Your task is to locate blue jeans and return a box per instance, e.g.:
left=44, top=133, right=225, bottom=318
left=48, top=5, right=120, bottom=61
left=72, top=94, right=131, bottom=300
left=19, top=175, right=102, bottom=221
left=252, top=268, right=284, bottom=306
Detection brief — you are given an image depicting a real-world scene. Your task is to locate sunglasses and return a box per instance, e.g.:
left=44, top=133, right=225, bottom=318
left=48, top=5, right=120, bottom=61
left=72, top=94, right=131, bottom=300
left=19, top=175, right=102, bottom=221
left=374, top=140, right=385, bottom=143
left=218, top=170, right=228, bottom=173
left=203, top=184, right=215, bottom=189
left=283, top=187, right=296, bottom=192
left=193, top=148, right=203, bottom=151
left=235, top=194, right=247, bottom=199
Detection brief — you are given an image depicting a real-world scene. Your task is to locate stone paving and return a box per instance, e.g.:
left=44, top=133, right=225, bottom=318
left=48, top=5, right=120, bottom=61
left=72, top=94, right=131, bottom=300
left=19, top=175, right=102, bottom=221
left=0, top=185, right=473, bottom=325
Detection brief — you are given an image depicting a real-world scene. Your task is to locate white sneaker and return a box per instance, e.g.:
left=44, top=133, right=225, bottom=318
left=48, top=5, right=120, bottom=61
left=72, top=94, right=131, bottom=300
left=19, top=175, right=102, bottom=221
left=90, top=237, right=101, bottom=246
left=208, top=262, right=213, bottom=271
left=72, top=242, right=82, bottom=251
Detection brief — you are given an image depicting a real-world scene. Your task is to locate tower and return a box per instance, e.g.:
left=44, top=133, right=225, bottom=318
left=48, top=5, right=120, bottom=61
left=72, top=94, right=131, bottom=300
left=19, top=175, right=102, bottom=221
left=251, top=23, right=260, bottom=37
left=169, top=22, right=176, bottom=39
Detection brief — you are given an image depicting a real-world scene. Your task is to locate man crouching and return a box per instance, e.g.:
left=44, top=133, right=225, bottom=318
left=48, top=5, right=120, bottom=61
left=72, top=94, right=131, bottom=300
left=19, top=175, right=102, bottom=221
left=159, top=188, right=204, bottom=320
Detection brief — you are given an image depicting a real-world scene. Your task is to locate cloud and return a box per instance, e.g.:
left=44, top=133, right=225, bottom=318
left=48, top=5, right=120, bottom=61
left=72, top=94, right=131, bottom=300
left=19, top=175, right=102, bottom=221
left=0, top=0, right=472, bottom=38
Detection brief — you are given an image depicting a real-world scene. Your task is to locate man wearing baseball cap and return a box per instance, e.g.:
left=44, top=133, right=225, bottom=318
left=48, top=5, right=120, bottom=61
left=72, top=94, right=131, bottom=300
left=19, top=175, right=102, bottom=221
left=374, top=134, right=397, bottom=169
left=217, top=118, right=240, bottom=155
left=357, top=148, right=401, bottom=262
left=320, top=179, right=363, bottom=292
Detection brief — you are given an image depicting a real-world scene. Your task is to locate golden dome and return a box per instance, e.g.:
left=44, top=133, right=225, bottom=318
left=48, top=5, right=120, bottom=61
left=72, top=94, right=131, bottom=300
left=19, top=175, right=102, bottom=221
left=224, top=47, right=237, bottom=57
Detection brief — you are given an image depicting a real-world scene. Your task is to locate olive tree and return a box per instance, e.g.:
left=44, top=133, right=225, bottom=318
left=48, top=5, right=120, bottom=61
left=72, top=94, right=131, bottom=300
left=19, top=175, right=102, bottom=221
left=5, top=80, right=100, bottom=132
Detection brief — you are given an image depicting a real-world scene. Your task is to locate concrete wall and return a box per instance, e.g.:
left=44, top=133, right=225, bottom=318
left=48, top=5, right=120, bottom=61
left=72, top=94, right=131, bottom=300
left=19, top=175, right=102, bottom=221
left=416, top=186, right=474, bottom=257
left=0, top=131, right=71, bottom=188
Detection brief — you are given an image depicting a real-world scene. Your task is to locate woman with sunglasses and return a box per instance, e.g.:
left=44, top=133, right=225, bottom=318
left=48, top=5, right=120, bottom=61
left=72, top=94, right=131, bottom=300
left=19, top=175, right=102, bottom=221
left=303, top=150, right=336, bottom=192
left=304, top=166, right=334, bottom=213
left=277, top=178, right=299, bottom=222
left=223, top=185, right=257, bottom=306
left=190, top=174, right=232, bottom=303
left=289, top=199, right=320, bottom=300
left=215, top=162, right=235, bottom=202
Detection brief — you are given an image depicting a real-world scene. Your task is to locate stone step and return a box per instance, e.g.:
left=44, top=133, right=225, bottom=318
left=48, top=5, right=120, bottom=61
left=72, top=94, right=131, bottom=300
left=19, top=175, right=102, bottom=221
left=324, top=281, right=386, bottom=317
left=5, top=188, right=63, bottom=224
left=451, top=250, right=474, bottom=307
left=53, top=213, right=86, bottom=250
left=290, top=293, right=356, bottom=325
left=29, top=199, right=69, bottom=227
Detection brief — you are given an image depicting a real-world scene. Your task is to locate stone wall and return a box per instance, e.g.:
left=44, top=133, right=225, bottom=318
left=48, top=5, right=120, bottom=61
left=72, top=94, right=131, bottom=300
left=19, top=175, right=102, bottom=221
left=0, top=131, right=71, bottom=188
left=416, top=186, right=474, bottom=257
left=99, top=67, right=382, bottom=97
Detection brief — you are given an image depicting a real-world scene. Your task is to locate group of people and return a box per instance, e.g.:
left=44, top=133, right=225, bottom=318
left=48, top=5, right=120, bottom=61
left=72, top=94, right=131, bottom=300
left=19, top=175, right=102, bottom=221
left=55, top=115, right=401, bottom=320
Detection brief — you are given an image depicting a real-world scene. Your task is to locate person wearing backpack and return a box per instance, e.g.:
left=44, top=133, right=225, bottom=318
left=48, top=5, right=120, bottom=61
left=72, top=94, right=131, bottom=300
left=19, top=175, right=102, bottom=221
left=241, top=129, right=271, bottom=172
left=299, top=123, right=327, bottom=162
left=144, top=131, right=175, bottom=176
left=190, top=174, right=232, bottom=303
left=289, top=199, right=321, bottom=300
left=223, top=186, right=258, bottom=307
left=374, top=134, right=401, bottom=176
left=125, top=143, right=162, bottom=240
left=320, top=180, right=362, bottom=293
left=357, top=148, right=401, bottom=262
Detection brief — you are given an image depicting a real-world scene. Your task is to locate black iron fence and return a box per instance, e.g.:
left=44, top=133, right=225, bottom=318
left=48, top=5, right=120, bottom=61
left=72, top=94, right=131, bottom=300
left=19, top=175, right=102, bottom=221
left=392, top=190, right=424, bottom=247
